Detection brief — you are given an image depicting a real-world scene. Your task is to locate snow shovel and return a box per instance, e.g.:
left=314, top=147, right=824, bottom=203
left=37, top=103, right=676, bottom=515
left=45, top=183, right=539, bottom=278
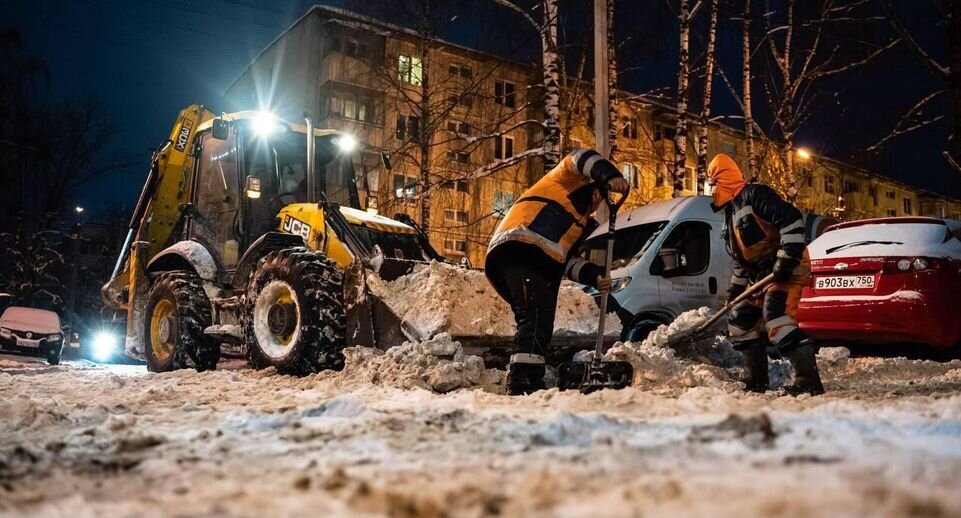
left=557, top=191, right=634, bottom=393
left=666, top=272, right=776, bottom=351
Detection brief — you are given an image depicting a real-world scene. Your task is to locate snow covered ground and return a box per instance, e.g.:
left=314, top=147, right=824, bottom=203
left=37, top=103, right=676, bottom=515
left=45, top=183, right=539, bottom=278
left=3, top=333, right=961, bottom=517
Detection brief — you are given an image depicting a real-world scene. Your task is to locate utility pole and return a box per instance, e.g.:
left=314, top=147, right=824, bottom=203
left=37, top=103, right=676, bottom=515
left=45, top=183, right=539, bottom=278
left=594, top=0, right=610, bottom=157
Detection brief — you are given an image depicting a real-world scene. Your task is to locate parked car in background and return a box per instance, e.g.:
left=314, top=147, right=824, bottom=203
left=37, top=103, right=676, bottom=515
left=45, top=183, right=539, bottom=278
left=583, top=196, right=836, bottom=341
left=0, top=306, right=67, bottom=364
left=798, top=217, right=961, bottom=353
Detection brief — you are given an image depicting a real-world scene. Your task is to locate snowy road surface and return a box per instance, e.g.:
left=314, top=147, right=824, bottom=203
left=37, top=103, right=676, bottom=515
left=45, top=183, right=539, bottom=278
left=2, top=344, right=961, bottom=517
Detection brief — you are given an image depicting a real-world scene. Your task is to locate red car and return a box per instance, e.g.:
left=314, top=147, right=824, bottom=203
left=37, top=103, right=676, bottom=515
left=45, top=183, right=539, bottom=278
left=798, top=217, right=961, bottom=350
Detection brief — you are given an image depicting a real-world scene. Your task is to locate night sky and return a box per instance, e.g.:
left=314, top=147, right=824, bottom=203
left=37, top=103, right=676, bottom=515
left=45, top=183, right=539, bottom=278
left=7, top=0, right=958, bottom=218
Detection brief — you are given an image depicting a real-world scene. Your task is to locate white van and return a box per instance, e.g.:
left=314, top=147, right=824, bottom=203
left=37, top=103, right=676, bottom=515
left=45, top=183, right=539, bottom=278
left=584, top=196, right=834, bottom=341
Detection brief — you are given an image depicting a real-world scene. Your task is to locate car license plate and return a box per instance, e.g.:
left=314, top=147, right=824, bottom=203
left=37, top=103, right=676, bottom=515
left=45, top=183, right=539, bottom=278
left=815, top=275, right=875, bottom=290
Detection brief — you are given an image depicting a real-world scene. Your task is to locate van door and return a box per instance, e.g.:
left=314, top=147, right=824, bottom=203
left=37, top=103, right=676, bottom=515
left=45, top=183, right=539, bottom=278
left=650, top=220, right=718, bottom=315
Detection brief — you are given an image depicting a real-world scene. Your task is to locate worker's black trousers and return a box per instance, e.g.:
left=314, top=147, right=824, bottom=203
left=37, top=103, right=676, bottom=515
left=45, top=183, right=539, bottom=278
left=486, top=243, right=563, bottom=357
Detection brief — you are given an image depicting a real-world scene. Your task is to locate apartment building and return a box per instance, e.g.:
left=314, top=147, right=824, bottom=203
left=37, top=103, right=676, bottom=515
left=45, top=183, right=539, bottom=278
left=227, top=5, right=961, bottom=267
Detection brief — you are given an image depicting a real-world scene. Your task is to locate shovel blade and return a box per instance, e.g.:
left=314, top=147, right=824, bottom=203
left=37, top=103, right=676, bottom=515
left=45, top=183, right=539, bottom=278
left=557, top=360, right=634, bottom=393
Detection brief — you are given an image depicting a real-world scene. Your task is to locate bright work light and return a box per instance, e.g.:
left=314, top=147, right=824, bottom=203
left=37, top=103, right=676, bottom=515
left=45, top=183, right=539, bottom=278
left=251, top=112, right=280, bottom=136
left=92, top=331, right=118, bottom=362
left=333, top=134, right=357, bottom=153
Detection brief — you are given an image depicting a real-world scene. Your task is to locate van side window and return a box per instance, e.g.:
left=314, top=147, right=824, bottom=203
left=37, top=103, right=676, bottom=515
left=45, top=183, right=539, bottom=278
left=659, top=221, right=711, bottom=275
left=585, top=221, right=668, bottom=266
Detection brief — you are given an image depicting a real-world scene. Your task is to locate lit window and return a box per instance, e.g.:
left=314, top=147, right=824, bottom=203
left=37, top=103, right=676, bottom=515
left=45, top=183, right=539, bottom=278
left=493, top=191, right=516, bottom=217
left=393, top=174, right=417, bottom=199
left=398, top=55, right=423, bottom=85
left=621, top=164, right=639, bottom=188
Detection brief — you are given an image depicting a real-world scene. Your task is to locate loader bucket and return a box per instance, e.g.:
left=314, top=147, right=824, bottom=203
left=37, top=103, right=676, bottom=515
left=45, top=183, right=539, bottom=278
left=343, top=261, right=418, bottom=349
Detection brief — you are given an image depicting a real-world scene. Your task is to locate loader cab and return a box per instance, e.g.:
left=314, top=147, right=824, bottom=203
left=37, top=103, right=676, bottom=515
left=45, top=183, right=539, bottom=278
left=188, top=113, right=362, bottom=270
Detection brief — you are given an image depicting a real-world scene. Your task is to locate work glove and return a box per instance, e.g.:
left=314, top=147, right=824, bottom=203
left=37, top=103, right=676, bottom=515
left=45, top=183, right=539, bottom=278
left=772, top=256, right=800, bottom=282
left=606, top=176, right=630, bottom=194
left=595, top=275, right=613, bottom=293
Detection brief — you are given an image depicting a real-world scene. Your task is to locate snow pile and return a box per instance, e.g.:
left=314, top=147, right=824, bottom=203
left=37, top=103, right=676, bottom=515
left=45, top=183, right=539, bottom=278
left=604, top=340, right=735, bottom=390
left=331, top=333, right=504, bottom=394
left=367, top=261, right=620, bottom=339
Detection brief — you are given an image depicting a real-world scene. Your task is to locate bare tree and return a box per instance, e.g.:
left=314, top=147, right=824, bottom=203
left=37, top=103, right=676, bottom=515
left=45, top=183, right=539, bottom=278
left=875, top=0, right=961, bottom=173
left=759, top=0, right=898, bottom=198
left=673, top=0, right=698, bottom=197
left=696, top=0, right=719, bottom=193
left=742, top=0, right=757, bottom=179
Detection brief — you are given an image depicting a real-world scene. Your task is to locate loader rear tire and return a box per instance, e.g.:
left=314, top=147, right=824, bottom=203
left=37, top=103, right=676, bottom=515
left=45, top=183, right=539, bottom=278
left=242, top=247, right=346, bottom=376
left=143, top=271, right=219, bottom=373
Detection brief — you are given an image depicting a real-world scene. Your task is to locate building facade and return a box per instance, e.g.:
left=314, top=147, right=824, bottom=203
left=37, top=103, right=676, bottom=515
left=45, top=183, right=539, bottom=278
left=227, top=6, right=961, bottom=267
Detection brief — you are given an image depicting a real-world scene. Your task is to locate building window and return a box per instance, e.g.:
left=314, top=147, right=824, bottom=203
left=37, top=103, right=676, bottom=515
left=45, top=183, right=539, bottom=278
left=493, top=191, right=516, bottom=217
left=825, top=176, right=837, bottom=195
left=886, top=190, right=896, bottom=200
left=398, top=55, right=423, bottom=85
left=621, top=164, right=640, bottom=188
left=622, top=118, right=638, bottom=140
left=346, top=39, right=369, bottom=59
left=684, top=167, right=695, bottom=191
left=654, top=124, right=672, bottom=142
left=843, top=180, right=860, bottom=193
left=448, top=64, right=473, bottom=79
left=446, top=120, right=470, bottom=135
left=444, top=209, right=469, bottom=224
left=329, top=94, right=371, bottom=122
left=494, top=80, right=516, bottom=108
left=447, top=150, right=470, bottom=164
left=868, top=186, right=878, bottom=206
left=805, top=175, right=814, bottom=188
left=887, top=209, right=897, bottom=217
left=395, top=115, right=420, bottom=141
left=721, top=140, right=737, bottom=155
left=444, top=238, right=468, bottom=254
left=441, top=179, right=469, bottom=193
left=903, top=198, right=913, bottom=215
left=656, top=163, right=668, bottom=187
left=393, top=174, right=417, bottom=200
left=495, top=135, right=514, bottom=160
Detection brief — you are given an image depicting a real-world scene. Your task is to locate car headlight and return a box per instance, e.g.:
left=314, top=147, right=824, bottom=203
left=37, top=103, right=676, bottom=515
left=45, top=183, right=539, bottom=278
left=0, top=328, right=10, bottom=338
left=610, top=276, right=633, bottom=293
left=92, top=332, right=119, bottom=362
left=47, top=334, right=61, bottom=341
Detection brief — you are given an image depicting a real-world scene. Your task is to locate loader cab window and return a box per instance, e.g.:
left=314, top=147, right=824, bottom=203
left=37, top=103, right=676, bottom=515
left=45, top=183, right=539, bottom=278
left=241, top=128, right=360, bottom=210
left=192, top=131, right=242, bottom=266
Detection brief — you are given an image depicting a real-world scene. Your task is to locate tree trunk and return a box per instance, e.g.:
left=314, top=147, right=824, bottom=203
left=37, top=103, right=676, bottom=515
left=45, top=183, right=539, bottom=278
left=542, top=0, right=561, bottom=171
left=607, top=0, right=619, bottom=161
left=949, top=0, right=961, bottom=170
left=418, top=16, right=432, bottom=231
left=673, top=0, right=691, bottom=197
left=743, top=0, right=756, bottom=179
left=697, top=0, right=718, bottom=194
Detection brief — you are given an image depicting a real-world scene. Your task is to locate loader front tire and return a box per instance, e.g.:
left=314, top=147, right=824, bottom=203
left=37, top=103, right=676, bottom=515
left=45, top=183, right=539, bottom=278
left=242, top=248, right=346, bottom=376
left=143, top=271, right=219, bottom=373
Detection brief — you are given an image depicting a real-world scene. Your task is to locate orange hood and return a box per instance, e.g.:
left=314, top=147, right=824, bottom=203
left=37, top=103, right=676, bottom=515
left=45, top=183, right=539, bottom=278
left=708, top=154, right=746, bottom=208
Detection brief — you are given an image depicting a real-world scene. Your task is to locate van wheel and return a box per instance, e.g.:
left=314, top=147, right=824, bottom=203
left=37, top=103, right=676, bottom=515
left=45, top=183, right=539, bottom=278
left=143, top=271, right=219, bottom=372
left=242, top=248, right=346, bottom=376
left=623, top=318, right=664, bottom=343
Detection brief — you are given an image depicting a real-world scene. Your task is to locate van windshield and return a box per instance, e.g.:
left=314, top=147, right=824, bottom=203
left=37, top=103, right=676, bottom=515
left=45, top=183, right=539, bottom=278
left=585, top=220, right=668, bottom=266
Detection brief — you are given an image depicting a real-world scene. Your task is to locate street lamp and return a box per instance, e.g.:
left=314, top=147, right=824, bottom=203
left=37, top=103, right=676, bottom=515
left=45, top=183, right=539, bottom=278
left=796, top=148, right=812, bottom=160
left=75, top=206, right=84, bottom=214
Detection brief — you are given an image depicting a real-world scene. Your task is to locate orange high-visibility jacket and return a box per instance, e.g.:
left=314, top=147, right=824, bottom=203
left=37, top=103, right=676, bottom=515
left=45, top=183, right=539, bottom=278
left=488, top=149, right=622, bottom=266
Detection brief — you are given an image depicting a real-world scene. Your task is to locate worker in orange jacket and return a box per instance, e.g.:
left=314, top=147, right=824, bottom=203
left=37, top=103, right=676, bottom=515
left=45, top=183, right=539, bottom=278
left=708, top=154, right=824, bottom=395
left=486, top=149, right=629, bottom=395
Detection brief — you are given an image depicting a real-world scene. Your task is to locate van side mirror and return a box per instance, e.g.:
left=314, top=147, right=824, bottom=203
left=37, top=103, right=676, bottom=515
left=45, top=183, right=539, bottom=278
left=212, top=119, right=229, bottom=140
left=651, top=247, right=687, bottom=278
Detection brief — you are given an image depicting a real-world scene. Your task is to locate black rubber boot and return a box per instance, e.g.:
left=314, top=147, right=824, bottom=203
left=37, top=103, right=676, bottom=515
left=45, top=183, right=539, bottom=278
left=782, top=338, right=825, bottom=396
left=740, top=346, right=769, bottom=393
left=506, top=353, right=546, bottom=395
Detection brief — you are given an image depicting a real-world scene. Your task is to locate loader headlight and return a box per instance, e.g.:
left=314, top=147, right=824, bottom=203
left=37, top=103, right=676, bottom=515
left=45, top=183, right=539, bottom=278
left=333, top=134, right=357, bottom=153
left=251, top=112, right=281, bottom=136
left=92, top=331, right=119, bottom=362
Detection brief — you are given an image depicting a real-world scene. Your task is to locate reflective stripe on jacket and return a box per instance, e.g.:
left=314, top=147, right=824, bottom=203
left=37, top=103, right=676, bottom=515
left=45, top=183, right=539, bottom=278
left=488, top=149, right=621, bottom=265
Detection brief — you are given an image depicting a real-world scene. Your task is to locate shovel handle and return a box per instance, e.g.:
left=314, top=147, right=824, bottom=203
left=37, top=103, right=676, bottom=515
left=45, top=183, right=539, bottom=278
left=693, top=272, right=776, bottom=335
left=593, top=189, right=628, bottom=357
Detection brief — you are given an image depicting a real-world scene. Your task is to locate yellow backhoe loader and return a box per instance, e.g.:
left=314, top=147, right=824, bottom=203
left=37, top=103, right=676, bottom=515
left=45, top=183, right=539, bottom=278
left=102, top=105, right=441, bottom=374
